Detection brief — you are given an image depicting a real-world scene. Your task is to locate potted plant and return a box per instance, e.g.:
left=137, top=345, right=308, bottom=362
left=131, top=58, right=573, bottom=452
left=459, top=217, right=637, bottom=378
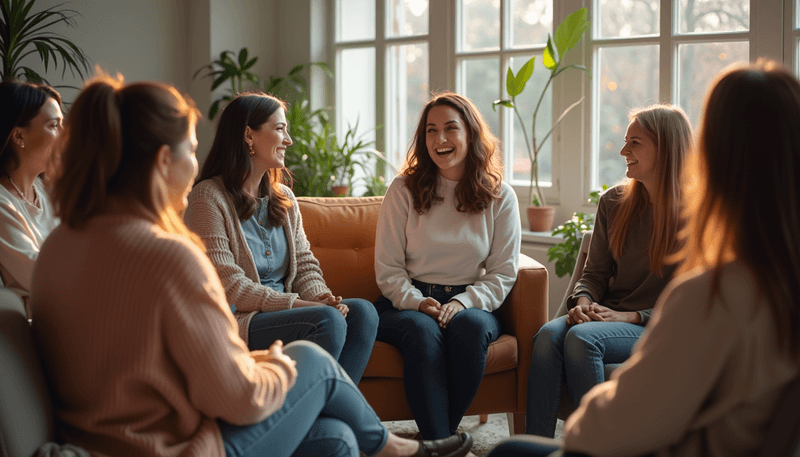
left=1, top=0, right=91, bottom=83
left=547, top=185, right=607, bottom=278
left=493, top=7, right=590, bottom=232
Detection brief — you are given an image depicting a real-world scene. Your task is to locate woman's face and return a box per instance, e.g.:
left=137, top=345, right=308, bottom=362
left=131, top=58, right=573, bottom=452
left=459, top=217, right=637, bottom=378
left=15, top=97, right=63, bottom=170
left=620, top=118, right=657, bottom=187
left=165, top=126, right=199, bottom=211
left=248, top=109, right=292, bottom=170
left=425, top=104, right=469, bottom=181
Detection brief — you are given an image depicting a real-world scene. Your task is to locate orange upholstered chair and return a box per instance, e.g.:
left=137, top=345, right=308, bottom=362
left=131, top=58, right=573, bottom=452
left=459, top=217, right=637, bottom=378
left=297, top=196, right=549, bottom=434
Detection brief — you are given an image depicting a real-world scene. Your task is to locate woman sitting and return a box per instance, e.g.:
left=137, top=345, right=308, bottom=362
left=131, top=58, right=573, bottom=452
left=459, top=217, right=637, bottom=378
left=491, top=58, right=800, bottom=457
left=185, top=91, right=377, bottom=384
left=32, top=72, right=473, bottom=457
left=525, top=104, right=693, bottom=438
left=0, top=80, right=62, bottom=315
left=374, top=92, right=521, bottom=440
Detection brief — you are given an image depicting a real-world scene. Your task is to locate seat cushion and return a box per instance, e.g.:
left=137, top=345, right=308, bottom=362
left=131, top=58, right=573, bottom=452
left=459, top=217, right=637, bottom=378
left=363, top=334, right=518, bottom=378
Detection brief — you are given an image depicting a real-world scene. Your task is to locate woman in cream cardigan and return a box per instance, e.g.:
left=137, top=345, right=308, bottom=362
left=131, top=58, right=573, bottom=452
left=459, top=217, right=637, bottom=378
left=185, top=91, right=377, bottom=384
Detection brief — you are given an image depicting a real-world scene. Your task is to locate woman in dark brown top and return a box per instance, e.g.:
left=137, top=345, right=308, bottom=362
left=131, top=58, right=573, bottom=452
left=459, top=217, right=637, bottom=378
left=525, top=104, right=693, bottom=438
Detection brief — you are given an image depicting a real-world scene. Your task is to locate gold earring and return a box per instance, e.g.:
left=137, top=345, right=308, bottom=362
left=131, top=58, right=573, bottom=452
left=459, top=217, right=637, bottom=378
left=248, top=143, right=255, bottom=157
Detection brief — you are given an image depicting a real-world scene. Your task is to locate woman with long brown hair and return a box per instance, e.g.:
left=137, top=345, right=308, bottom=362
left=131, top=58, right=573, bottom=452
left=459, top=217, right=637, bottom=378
left=374, top=92, right=521, bottom=440
left=491, top=58, right=800, bottom=457
left=185, top=91, right=378, bottom=385
left=32, top=73, right=473, bottom=457
left=525, top=104, right=693, bottom=438
left=0, top=80, right=62, bottom=314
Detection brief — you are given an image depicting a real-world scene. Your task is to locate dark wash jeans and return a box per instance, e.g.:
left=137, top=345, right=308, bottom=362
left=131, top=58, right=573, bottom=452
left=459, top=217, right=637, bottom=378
left=374, top=279, right=502, bottom=439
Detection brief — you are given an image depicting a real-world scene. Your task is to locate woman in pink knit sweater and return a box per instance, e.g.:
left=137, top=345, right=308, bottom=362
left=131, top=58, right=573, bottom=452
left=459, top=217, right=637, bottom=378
left=31, top=72, right=472, bottom=457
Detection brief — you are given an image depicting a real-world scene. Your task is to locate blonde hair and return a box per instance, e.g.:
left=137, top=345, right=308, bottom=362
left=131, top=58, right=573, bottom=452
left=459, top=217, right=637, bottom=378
left=53, top=71, right=203, bottom=250
left=608, top=104, right=693, bottom=275
left=675, top=59, right=800, bottom=356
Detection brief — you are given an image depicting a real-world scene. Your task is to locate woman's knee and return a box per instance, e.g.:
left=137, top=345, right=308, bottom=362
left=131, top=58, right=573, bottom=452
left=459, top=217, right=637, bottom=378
left=532, top=318, right=568, bottom=355
left=563, top=326, right=600, bottom=364
left=296, top=417, right=359, bottom=457
left=344, top=298, right=379, bottom=332
left=283, top=340, right=339, bottom=374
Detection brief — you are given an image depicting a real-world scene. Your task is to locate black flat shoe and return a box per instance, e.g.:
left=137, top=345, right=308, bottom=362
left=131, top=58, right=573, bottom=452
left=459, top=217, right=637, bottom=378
left=412, top=432, right=473, bottom=457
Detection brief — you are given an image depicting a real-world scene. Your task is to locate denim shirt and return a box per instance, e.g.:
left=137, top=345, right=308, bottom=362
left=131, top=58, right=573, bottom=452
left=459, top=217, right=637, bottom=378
left=241, top=198, right=289, bottom=293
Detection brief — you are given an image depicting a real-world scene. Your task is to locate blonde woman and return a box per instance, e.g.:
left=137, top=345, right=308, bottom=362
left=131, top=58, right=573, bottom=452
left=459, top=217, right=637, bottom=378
left=525, top=105, right=693, bottom=437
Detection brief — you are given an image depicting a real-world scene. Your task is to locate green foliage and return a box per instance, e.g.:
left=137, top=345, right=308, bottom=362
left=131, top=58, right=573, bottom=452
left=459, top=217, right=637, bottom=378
left=0, top=0, right=91, bottom=83
left=492, top=8, right=590, bottom=207
left=547, top=184, right=608, bottom=278
left=193, top=48, right=261, bottom=119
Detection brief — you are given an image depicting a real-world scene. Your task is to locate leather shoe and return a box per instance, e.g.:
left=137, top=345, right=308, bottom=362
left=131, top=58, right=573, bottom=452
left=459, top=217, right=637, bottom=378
left=412, top=432, right=473, bottom=457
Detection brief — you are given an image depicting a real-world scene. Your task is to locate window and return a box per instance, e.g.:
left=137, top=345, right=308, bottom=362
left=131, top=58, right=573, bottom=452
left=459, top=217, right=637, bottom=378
left=330, top=0, right=788, bottom=218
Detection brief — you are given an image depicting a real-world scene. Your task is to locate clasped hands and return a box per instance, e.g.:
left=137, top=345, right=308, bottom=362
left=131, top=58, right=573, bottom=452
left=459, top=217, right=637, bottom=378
left=419, top=297, right=465, bottom=328
left=294, top=292, right=348, bottom=317
left=567, top=297, right=640, bottom=325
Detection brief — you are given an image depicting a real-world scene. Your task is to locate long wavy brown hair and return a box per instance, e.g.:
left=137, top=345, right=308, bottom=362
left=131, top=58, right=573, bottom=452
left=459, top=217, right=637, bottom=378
left=196, top=91, right=292, bottom=227
left=402, top=92, right=503, bottom=214
left=607, top=104, right=693, bottom=276
left=675, top=59, right=800, bottom=357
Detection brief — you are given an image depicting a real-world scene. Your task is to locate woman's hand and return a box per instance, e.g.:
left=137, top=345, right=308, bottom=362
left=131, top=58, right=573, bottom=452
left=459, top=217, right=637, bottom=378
left=585, top=303, right=641, bottom=324
left=438, top=300, right=465, bottom=328
left=419, top=297, right=442, bottom=319
left=313, top=292, right=348, bottom=317
left=567, top=296, right=595, bottom=325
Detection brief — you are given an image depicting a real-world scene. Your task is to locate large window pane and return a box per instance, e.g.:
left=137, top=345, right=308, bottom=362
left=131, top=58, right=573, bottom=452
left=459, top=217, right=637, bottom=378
left=338, top=48, right=376, bottom=145
left=677, top=0, right=749, bottom=34
left=594, top=45, right=659, bottom=189
left=596, top=0, right=659, bottom=39
left=459, top=58, right=501, bottom=142
left=459, top=0, right=500, bottom=52
left=386, top=43, right=429, bottom=169
left=509, top=0, right=551, bottom=48
left=337, top=0, right=376, bottom=42
left=677, top=41, right=748, bottom=128
left=387, top=0, right=428, bottom=37
left=507, top=54, right=551, bottom=187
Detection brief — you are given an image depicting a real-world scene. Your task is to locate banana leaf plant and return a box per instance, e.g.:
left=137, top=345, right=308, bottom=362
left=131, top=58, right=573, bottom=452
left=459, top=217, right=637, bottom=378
left=493, top=7, right=590, bottom=207
left=0, top=0, right=91, bottom=83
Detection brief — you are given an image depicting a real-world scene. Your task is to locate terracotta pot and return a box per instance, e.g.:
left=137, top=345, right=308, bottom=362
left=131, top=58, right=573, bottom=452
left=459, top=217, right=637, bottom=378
left=331, top=185, right=349, bottom=197
left=527, top=205, right=555, bottom=232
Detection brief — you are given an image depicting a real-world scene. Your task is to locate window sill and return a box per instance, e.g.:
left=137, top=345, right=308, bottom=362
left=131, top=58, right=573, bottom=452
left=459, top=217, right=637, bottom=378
left=521, top=230, right=563, bottom=246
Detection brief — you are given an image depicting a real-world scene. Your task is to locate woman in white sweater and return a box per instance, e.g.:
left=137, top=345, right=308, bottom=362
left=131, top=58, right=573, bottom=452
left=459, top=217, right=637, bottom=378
left=487, top=59, right=800, bottom=457
left=33, top=73, right=473, bottom=457
left=0, top=80, right=62, bottom=315
left=374, top=92, right=521, bottom=440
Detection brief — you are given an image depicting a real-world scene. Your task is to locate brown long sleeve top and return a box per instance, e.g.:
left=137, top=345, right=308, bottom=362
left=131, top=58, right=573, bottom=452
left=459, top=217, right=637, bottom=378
left=564, top=260, right=799, bottom=456
left=567, top=185, right=677, bottom=325
left=30, top=209, right=297, bottom=457
left=184, top=177, right=330, bottom=344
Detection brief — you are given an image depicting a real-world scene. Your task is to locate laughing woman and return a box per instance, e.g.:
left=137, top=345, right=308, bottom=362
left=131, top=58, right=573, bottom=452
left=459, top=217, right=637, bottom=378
left=185, top=91, right=377, bottom=384
left=374, top=92, right=521, bottom=440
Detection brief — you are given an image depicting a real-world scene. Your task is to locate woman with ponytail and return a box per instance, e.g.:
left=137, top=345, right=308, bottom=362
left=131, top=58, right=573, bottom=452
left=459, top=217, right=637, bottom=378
left=185, top=91, right=378, bottom=385
left=31, top=73, right=472, bottom=457
left=525, top=104, right=693, bottom=438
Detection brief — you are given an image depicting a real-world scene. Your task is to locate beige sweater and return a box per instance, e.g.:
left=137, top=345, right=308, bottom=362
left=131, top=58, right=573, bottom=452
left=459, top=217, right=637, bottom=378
left=184, top=178, right=329, bottom=344
left=31, top=210, right=297, bottom=457
left=564, top=260, right=799, bottom=457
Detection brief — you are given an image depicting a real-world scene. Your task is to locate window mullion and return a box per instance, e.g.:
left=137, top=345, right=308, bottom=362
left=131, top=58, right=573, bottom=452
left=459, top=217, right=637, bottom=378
left=662, top=0, right=674, bottom=103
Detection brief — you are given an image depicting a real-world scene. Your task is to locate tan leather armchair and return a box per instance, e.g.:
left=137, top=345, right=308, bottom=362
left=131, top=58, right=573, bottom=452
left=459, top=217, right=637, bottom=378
left=297, top=196, right=549, bottom=434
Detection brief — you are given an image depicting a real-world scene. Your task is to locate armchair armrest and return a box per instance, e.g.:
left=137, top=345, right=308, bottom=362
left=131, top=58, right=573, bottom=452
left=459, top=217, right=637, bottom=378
left=497, top=254, right=549, bottom=412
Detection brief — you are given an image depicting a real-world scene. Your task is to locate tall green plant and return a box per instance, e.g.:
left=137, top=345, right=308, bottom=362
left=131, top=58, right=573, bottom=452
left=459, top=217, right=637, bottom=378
left=0, top=0, right=91, bottom=83
left=193, top=48, right=261, bottom=119
left=493, top=8, right=590, bottom=207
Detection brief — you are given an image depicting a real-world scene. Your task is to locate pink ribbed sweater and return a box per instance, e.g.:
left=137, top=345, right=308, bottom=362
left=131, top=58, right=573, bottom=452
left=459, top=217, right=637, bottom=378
left=30, top=210, right=297, bottom=457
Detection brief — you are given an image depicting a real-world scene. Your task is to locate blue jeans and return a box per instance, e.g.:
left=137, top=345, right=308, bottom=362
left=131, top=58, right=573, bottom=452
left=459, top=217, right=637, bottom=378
left=374, top=280, right=502, bottom=440
left=246, top=298, right=377, bottom=385
left=218, top=341, right=388, bottom=457
left=487, top=436, right=591, bottom=457
left=525, top=315, right=644, bottom=437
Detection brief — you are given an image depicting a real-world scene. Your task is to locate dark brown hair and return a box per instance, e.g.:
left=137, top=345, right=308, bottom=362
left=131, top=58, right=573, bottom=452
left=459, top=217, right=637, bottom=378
left=676, top=59, right=800, bottom=356
left=196, top=91, right=291, bottom=226
left=54, top=72, right=200, bottom=242
left=0, top=80, right=62, bottom=175
left=608, top=104, right=693, bottom=275
left=402, top=92, right=503, bottom=214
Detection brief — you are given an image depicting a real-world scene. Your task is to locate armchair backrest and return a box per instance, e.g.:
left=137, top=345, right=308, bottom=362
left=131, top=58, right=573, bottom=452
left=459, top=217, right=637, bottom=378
left=555, top=230, right=593, bottom=318
left=0, top=289, right=54, bottom=457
